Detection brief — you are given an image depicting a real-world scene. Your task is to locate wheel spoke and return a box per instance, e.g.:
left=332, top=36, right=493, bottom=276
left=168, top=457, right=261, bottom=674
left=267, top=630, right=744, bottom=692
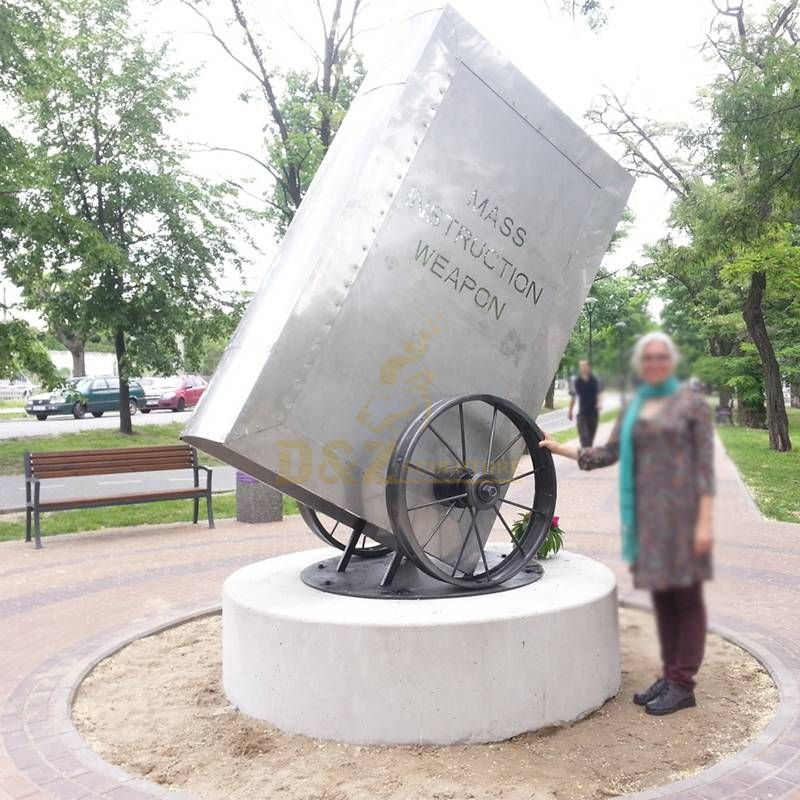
left=485, top=405, right=498, bottom=471
left=408, top=493, right=467, bottom=512
left=458, top=403, right=467, bottom=465
left=421, top=501, right=457, bottom=549
left=495, top=507, right=527, bottom=558
left=496, top=467, right=542, bottom=486
left=330, top=521, right=340, bottom=536
left=408, top=462, right=440, bottom=480
left=428, top=423, right=466, bottom=469
left=470, top=508, right=491, bottom=576
left=498, top=497, right=537, bottom=513
left=450, top=511, right=476, bottom=577
left=489, top=432, right=523, bottom=470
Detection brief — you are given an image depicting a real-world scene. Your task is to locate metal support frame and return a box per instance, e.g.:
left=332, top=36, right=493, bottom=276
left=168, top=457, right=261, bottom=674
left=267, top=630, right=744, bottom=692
left=380, top=550, right=405, bottom=587
left=336, top=519, right=366, bottom=572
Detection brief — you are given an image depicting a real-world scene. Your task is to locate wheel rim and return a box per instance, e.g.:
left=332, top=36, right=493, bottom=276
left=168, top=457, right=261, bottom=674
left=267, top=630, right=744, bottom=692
left=386, top=394, right=556, bottom=588
left=74, top=403, right=85, bottom=419
left=129, top=401, right=137, bottom=415
left=297, top=503, right=391, bottom=558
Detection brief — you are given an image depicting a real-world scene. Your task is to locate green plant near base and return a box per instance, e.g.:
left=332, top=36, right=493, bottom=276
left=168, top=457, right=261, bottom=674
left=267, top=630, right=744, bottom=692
left=510, top=512, right=564, bottom=559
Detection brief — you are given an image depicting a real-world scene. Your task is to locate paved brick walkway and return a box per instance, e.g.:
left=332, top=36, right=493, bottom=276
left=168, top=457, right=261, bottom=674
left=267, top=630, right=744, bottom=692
left=0, top=426, right=798, bottom=800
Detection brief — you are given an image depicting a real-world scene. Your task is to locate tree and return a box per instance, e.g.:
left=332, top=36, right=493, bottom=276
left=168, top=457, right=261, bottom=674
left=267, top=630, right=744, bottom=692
left=555, top=0, right=609, bottom=29
left=179, top=0, right=366, bottom=236
left=588, top=1, right=799, bottom=450
left=0, top=0, right=242, bottom=433
left=0, top=319, right=58, bottom=385
left=560, top=266, right=653, bottom=389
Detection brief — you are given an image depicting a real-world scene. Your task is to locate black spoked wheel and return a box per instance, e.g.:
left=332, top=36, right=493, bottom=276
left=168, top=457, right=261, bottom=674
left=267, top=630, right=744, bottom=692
left=386, top=394, right=556, bottom=588
left=297, top=503, right=392, bottom=559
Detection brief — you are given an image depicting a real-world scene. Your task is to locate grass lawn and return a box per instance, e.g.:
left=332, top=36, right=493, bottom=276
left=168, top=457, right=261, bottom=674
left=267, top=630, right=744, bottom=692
left=0, top=422, right=224, bottom=476
left=0, top=493, right=301, bottom=543
left=717, top=408, right=800, bottom=523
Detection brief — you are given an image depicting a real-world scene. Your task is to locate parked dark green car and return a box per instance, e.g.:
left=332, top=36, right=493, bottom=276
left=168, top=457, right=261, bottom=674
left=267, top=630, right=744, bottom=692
left=25, top=376, right=145, bottom=420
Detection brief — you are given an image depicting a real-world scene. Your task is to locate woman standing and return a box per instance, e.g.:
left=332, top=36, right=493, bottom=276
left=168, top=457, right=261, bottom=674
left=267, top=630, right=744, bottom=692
left=539, top=332, right=715, bottom=716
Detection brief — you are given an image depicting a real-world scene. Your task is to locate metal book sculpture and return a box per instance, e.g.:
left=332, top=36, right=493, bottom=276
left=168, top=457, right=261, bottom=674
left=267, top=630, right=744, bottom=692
left=183, top=5, right=633, bottom=598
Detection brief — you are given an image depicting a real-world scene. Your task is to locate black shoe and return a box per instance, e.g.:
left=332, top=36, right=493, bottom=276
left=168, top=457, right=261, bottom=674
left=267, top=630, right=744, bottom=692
left=645, top=682, right=696, bottom=716
left=633, top=678, right=666, bottom=706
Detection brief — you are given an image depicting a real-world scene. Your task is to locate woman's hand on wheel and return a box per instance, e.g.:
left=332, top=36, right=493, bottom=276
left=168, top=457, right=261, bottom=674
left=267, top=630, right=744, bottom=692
left=539, top=437, right=570, bottom=459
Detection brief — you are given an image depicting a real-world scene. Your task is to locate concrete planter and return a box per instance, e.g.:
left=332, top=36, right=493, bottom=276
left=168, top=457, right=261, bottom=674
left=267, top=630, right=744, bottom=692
left=235, top=471, right=283, bottom=524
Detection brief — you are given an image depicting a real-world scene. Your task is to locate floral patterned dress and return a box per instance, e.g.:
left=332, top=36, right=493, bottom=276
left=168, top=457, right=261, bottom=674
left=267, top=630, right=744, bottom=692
left=577, top=386, right=715, bottom=591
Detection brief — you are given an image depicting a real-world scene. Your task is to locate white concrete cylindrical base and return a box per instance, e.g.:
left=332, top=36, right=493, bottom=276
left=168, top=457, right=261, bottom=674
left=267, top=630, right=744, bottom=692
left=223, top=548, right=620, bottom=745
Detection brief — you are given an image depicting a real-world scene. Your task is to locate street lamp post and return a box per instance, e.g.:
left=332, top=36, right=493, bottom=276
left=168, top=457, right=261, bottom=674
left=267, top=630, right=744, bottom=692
left=584, top=297, right=598, bottom=366
left=614, top=320, right=627, bottom=404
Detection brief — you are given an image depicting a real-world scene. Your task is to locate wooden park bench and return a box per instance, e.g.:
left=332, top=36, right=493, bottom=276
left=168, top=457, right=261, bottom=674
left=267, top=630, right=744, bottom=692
left=24, top=444, right=214, bottom=549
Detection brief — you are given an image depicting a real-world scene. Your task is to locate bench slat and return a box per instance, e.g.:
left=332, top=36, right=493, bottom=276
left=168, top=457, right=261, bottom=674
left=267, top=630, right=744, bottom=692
left=28, top=444, right=197, bottom=479
left=29, top=444, right=192, bottom=462
left=38, top=487, right=208, bottom=511
left=31, top=453, right=194, bottom=470
left=30, top=461, right=198, bottom=480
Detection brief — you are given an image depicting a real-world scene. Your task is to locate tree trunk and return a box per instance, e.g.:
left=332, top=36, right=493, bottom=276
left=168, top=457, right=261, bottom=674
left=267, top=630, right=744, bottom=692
left=718, top=385, right=732, bottom=410
left=791, top=380, right=800, bottom=409
left=54, top=331, right=86, bottom=377
left=742, top=272, right=792, bottom=451
left=70, top=347, right=86, bottom=378
left=115, top=330, right=132, bottom=435
left=544, top=376, right=556, bottom=410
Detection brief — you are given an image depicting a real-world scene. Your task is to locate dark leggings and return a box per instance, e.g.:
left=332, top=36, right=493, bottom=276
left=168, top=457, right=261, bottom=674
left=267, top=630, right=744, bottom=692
left=651, top=582, right=707, bottom=689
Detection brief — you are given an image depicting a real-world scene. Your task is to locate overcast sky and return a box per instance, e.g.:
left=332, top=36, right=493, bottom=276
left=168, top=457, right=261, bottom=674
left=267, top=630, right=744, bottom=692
left=138, top=0, right=775, bottom=292
left=4, top=0, right=776, bottom=319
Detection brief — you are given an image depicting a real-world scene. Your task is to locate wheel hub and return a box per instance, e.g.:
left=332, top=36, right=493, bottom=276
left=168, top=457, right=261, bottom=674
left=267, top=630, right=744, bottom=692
left=433, top=469, right=499, bottom=511
left=467, top=471, right=500, bottom=510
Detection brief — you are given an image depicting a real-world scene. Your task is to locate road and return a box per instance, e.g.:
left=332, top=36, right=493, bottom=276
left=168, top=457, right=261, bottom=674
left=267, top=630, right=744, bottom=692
left=0, top=398, right=621, bottom=512
left=0, top=408, right=194, bottom=440
left=0, top=466, right=238, bottom=513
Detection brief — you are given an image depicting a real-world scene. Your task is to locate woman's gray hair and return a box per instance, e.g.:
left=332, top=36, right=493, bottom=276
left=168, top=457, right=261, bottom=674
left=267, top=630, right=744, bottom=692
left=631, top=331, right=680, bottom=374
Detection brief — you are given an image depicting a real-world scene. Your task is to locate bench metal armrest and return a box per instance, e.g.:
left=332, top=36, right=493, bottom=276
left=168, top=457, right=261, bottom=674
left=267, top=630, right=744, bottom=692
left=196, top=464, right=213, bottom=490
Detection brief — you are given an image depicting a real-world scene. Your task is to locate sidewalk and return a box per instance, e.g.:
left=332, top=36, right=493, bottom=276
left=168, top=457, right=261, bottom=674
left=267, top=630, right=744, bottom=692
left=0, top=423, right=798, bottom=800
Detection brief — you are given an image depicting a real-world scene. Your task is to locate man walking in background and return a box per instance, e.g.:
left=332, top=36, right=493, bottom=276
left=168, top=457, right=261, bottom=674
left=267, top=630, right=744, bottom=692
left=568, top=359, right=603, bottom=447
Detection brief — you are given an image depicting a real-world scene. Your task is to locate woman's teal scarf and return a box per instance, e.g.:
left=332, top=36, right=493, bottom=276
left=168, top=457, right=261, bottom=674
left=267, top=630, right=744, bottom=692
left=619, top=376, right=680, bottom=563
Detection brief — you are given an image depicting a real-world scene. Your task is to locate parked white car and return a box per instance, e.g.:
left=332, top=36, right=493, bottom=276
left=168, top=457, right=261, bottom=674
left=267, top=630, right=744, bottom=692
left=0, top=376, right=35, bottom=400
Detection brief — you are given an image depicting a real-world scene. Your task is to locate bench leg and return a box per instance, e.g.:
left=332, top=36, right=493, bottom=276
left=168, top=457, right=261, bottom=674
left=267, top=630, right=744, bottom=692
left=206, top=492, right=215, bottom=529
left=33, top=508, right=42, bottom=549
left=192, top=497, right=199, bottom=524
left=25, top=508, right=32, bottom=543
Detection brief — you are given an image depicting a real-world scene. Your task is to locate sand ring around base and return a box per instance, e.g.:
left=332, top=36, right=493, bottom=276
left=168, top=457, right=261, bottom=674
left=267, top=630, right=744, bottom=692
left=70, top=554, right=784, bottom=800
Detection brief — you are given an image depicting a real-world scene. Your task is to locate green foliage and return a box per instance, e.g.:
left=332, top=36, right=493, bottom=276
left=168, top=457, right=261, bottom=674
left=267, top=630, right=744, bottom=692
left=561, top=265, right=653, bottom=384
left=0, top=319, right=59, bottom=386
left=265, top=61, right=365, bottom=236
left=0, top=0, right=246, bottom=430
left=510, top=513, right=565, bottom=559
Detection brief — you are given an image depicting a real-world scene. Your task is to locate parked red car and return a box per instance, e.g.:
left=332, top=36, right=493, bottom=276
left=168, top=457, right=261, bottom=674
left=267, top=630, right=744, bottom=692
left=139, top=375, right=207, bottom=413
